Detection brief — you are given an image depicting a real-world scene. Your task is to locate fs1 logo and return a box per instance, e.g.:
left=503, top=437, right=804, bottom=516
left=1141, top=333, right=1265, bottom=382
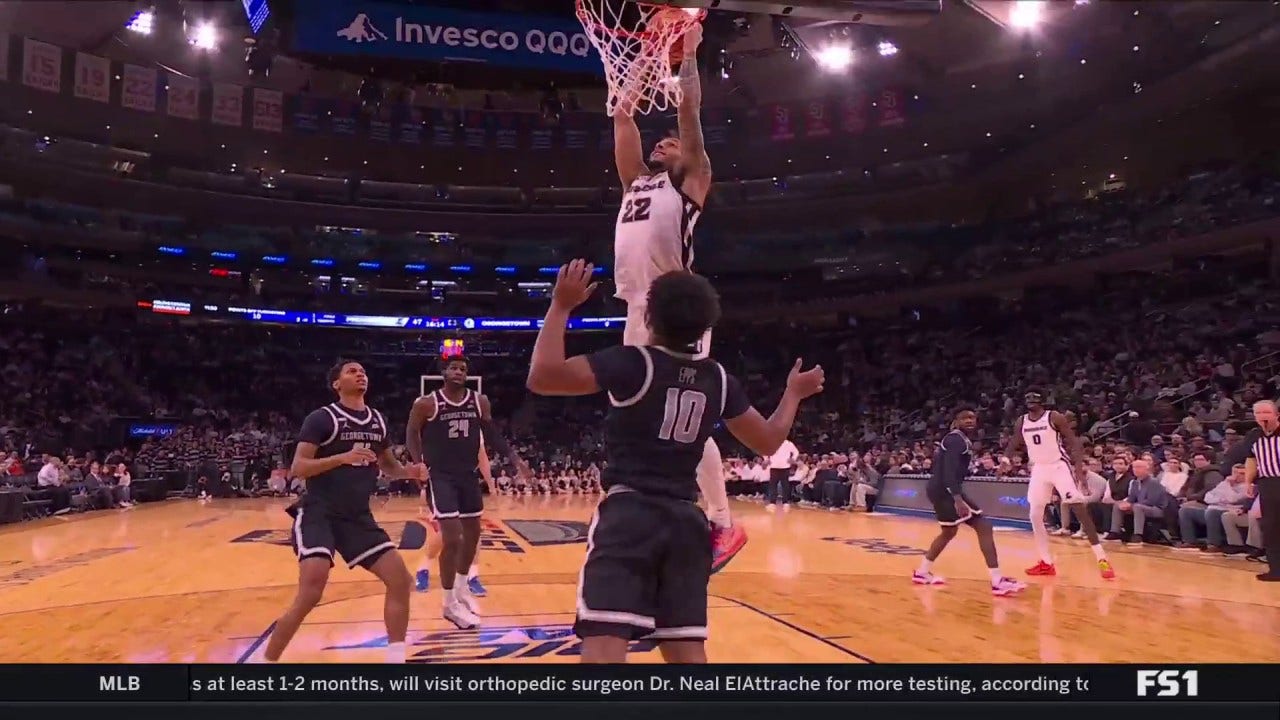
left=1137, top=670, right=1198, bottom=697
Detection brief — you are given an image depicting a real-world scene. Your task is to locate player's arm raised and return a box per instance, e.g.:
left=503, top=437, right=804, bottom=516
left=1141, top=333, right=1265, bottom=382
left=477, top=394, right=529, bottom=478
left=527, top=260, right=602, bottom=396
left=613, top=97, right=648, bottom=187
left=675, top=24, right=712, bottom=205
left=405, top=395, right=435, bottom=465
left=723, top=359, right=824, bottom=457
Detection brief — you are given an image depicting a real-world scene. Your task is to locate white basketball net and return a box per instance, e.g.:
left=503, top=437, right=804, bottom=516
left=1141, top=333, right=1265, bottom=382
left=576, top=1, right=704, bottom=116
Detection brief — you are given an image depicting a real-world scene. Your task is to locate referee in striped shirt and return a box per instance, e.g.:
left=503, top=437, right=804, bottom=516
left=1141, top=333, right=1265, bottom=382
left=1244, top=400, right=1280, bottom=582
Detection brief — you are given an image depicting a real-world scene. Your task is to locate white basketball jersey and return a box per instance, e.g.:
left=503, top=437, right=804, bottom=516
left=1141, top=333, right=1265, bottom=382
left=613, top=171, right=701, bottom=302
left=1020, top=412, right=1071, bottom=466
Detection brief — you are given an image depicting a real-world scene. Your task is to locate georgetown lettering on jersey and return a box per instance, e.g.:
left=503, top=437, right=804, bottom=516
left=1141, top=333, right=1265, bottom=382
left=301, top=403, right=388, bottom=513
left=421, top=389, right=482, bottom=474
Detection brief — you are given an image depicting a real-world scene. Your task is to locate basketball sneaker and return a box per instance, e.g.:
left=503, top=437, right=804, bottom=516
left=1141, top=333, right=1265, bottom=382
left=454, top=583, right=481, bottom=615
left=710, top=523, right=748, bottom=574
left=443, top=600, right=480, bottom=630
left=1025, top=561, right=1057, bottom=576
left=414, top=569, right=430, bottom=592
left=911, top=571, right=945, bottom=585
left=467, top=575, right=487, bottom=597
left=1098, top=559, right=1116, bottom=580
left=991, top=577, right=1027, bottom=597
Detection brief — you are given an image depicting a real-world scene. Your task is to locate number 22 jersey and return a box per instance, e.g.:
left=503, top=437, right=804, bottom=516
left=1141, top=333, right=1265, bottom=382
left=587, top=345, right=750, bottom=501
left=613, top=170, right=702, bottom=303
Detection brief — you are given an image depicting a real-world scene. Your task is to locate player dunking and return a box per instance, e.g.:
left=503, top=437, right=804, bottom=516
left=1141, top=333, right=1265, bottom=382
left=527, top=260, right=824, bottom=662
left=611, top=23, right=745, bottom=570
left=406, top=356, right=530, bottom=629
left=414, top=442, right=494, bottom=594
left=1008, top=390, right=1116, bottom=580
left=914, top=409, right=1026, bottom=596
left=263, top=360, right=421, bottom=663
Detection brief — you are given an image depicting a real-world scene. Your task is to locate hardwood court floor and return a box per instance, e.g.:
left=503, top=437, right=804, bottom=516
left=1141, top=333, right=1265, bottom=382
left=0, top=495, right=1277, bottom=663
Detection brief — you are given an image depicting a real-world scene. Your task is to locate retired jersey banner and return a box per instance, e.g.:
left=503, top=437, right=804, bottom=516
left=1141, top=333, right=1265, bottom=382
left=290, top=94, right=324, bottom=132
left=121, top=63, right=158, bottom=112
left=561, top=111, right=590, bottom=150
left=462, top=109, right=487, bottom=148
left=769, top=103, right=794, bottom=141
left=395, top=105, right=424, bottom=144
left=72, top=52, right=110, bottom=103
left=328, top=98, right=359, bottom=135
left=702, top=107, right=729, bottom=146
left=368, top=103, right=395, bottom=141
left=839, top=93, right=868, bottom=135
left=251, top=87, right=284, bottom=132
left=165, top=74, right=199, bottom=119
left=22, top=38, right=62, bottom=94
left=877, top=88, right=905, bottom=128
left=493, top=111, right=518, bottom=150
left=528, top=112, right=555, bottom=151
left=804, top=99, right=831, bottom=138
left=0, top=34, right=9, bottom=82
left=210, top=83, right=244, bottom=126
left=431, top=108, right=457, bottom=147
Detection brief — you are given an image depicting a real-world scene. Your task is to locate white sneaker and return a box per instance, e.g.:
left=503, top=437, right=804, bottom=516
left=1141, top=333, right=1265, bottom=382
left=1070, top=530, right=1086, bottom=539
left=1050, top=528, right=1070, bottom=536
left=454, top=586, right=481, bottom=615
left=443, top=601, right=480, bottom=630
left=992, top=577, right=1027, bottom=597
left=782, top=504, right=791, bottom=512
left=765, top=504, right=776, bottom=511
left=912, top=571, right=946, bottom=585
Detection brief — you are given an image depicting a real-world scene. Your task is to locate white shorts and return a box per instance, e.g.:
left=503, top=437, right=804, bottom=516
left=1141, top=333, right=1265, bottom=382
left=1028, top=462, right=1083, bottom=506
left=623, top=301, right=712, bottom=360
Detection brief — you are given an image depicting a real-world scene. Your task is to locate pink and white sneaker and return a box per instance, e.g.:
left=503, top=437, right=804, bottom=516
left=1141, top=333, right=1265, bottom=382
left=912, top=571, right=946, bottom=585
left=991, top=577, right=1028, bottom=596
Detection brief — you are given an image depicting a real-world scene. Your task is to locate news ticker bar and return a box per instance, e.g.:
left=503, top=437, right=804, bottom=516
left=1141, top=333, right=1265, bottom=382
left=0, top=665, right=1275, bottom=703
left=141, top=299, right=625, bottom=332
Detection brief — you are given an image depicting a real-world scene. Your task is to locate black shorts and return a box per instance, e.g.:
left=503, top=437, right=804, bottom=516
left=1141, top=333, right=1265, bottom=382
left=926, top=483, right=984, bottom=527
left=575, top=488, right=711, bottom=642
left=428, top=470, right=483, bottom=519
left=288, top=502, right=395, bottom=570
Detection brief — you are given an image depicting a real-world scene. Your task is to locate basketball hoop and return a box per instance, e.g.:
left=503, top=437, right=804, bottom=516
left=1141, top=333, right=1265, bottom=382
left=576, top=1, right=705, bottom=116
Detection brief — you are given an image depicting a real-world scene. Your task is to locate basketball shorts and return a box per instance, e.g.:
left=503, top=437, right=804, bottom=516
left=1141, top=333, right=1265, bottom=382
left=287, top=502, right=395, bottom=570
left=624, top=301, right=712, bottom=360
left=428, top=470, right=484, bottom=519
left=926, top=482, right=984, bottom=527
left=1028, top=462, right=1083, bottom=506
left=576, top=487, right=711, bottom=642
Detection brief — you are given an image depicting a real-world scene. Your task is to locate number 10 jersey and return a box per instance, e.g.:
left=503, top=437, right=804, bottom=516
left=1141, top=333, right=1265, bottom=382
left=586, top=345, right=750, bottom=501
left=613, top=170, right=702, bottom=303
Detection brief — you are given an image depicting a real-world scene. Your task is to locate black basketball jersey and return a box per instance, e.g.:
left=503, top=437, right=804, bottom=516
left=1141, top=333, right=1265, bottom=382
left=296, top=402, right=389, bottom=514
left=587, top=345, right=751, bottom=501
left=420, top=388, right=482, bottom=475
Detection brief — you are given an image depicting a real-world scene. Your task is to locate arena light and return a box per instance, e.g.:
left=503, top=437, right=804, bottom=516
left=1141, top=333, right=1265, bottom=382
left=877, top=41, right=898, bottom=57
left=126, top=10, right=154, bottom=35
left=1009, top=1, right=1046, bottom=30
left=814, top=44, right=854, bottom=72
left=190, top=22, right=218, bottom=51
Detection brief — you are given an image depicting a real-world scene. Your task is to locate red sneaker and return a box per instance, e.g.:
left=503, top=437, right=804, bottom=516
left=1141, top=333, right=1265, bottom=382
left=1098, top=558, right=1116, bottom=580
left=1025, top=560, right=1057, bottom=576
left=710, top=523, right=747, bottom=574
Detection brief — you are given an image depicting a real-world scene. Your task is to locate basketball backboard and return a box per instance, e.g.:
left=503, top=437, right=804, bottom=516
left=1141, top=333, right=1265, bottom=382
left=640, top=0, right=941, bottom=26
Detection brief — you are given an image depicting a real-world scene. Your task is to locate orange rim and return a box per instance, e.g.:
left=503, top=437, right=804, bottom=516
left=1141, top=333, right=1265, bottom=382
left=575, top=1, right=706, bottom=41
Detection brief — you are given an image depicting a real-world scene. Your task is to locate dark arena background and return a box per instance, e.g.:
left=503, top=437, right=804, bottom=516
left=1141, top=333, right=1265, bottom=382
left=0, top=0, right=1278, bottom=716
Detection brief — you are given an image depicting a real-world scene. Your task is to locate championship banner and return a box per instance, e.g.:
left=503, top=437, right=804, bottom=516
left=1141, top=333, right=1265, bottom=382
left=462, top=108, right=487, bottom=148
left=804, top=98, right=831, bottom=138
left=290, top=94, right=324, bottom=132
left=493, top=111, right=518, bottom=150
left=292, top=0, right=599, bottom=74
left=368, top=103, right=395, bottom=141
left=210, top=83, right=244, bottom=126
left=702, top=107, right=729, bottom=146
left=395, top=105, right=424, bottom=144
left=72, top=52, right=110, bottom=103
left=527, top=112, right=555, bottom=150
left=769, top=103, right=794, bottom=141
left=431, top=108, right=457, bottom=147
left=0, top=663, right=1274, bottom=704
left=165, top=73, right=200, bottom=120
left=839, top=93, right=868, bottom=135
left=22, top=38, right=62, bottom=94
left=877, top=87, right=906, bottom=128
left=251, top=87, right=284, bottom=132
left=120, top=63, right=158, bottom=112
left=328, top=98, right=359, bottom=135
left=0, top=34, right=9, bottom=82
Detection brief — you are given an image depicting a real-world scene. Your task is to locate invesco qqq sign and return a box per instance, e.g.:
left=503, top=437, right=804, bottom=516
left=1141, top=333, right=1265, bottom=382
left=297, top=1, right=601, bottom=74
